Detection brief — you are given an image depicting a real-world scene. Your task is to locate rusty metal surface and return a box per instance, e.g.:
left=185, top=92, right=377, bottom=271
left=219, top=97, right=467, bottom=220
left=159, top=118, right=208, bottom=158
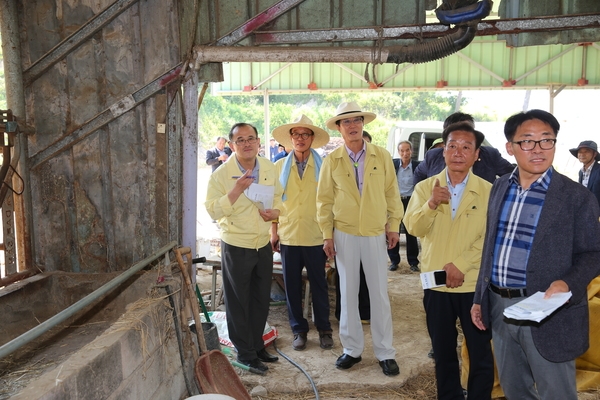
left=215, top=0, right=308, bottom=46
left=253, top=14, right=600, bottom=44
left=2, top=191, right=16, bottom=276
left=22, top=0, right=140, bottom=87
left=28, top=63, right=183, bottom=170
left=19, top=0, right=182, bottom=272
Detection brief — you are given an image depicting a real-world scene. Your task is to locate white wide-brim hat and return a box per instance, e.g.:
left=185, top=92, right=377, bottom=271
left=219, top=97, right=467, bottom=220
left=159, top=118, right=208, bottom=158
left=325, top=101, right=377, bottom=130
left=272, top=114, right=330, bottom=149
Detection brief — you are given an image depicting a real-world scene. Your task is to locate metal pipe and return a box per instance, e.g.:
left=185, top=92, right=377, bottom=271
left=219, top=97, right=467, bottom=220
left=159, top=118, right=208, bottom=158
left=0, top=241, right=177, bottom=361
left=182, top=74, right=198, bottom=284
left=195, top=46, right=386, bottom=65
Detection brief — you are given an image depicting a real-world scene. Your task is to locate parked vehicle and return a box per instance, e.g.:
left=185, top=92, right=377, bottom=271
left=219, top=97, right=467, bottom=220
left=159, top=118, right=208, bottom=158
left=386, top=121, right=493, bottom=161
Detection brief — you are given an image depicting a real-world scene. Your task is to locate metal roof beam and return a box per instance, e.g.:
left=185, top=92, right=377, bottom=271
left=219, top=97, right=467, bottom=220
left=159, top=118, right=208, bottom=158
left=215, top=0, right=308, bottom=46
left=253, top=13, right=600, bottom=45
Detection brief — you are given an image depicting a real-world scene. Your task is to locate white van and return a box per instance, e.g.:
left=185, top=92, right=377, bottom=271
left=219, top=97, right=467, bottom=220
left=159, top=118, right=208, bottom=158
left=386, top=121, right=494, bottom=161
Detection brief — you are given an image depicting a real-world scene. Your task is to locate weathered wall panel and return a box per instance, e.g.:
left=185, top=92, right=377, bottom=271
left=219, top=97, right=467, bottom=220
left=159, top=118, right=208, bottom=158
left=72, top=133, right=108, bottom=272
left=32, top=153, right=75, bottom=271
left=20, top=0, right=181, bottom=272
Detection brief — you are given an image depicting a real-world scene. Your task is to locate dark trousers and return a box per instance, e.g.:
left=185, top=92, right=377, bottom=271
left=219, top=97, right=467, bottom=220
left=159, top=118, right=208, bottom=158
left=423, top=290, right=494, bottom=400
left=280, top=244, right=331, bottom=333
left=221, top=241, right=273, bottom=361
left=388, top=196, right=419, bottom=266
left=334, top=261, right=370, bottom=321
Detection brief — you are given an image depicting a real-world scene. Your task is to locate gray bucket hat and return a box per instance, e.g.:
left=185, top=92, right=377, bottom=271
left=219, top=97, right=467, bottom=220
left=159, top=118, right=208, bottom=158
left=569, top=140, right=600, bottom=161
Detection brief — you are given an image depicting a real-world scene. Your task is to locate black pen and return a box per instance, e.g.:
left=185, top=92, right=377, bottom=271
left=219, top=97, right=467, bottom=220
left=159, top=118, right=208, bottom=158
left=231, top=175, right=255, bottom=179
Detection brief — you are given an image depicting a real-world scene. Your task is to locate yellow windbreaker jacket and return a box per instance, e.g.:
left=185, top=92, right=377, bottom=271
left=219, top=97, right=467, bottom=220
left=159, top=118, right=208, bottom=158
left=317, top=143, right=403, bottom=240
left=403, top=169, right=491, bottom=293
left=205, top=154, right=283, bottom=249
left=274, top=154, right=323, bottom=246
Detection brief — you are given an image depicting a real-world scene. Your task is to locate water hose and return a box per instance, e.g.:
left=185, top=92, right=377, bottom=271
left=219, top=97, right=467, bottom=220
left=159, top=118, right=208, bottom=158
left=272, top=339, right=320, bottom=400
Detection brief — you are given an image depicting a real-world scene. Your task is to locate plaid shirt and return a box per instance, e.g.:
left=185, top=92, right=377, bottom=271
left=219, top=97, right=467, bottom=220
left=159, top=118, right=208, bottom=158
left=491, top=167, right=553, bottom=287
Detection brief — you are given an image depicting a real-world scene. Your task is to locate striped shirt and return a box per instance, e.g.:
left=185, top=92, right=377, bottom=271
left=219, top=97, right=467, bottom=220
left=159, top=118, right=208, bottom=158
left=491, top=167, right=553, bottom=287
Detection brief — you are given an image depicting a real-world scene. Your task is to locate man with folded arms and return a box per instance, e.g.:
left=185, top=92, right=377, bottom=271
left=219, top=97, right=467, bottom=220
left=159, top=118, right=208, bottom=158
left=471, top=110, right=600, bottom=399
left=404, top=122, right=494, bottom=399
left=317, top=101, right=402, bottom=376
left=205, top=122, right=283, bottom=373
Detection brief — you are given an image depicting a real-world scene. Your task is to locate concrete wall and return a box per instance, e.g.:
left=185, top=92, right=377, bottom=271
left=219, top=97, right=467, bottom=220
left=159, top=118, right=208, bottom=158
left=10, top=276, right=193, bottom=400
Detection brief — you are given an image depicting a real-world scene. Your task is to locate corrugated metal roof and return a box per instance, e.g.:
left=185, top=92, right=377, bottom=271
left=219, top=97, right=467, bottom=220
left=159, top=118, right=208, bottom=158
left=213, top=38, right=600, bottom=93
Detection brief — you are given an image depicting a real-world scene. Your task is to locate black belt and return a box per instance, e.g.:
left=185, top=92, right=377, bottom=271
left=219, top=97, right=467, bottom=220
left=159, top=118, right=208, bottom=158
left=401, top=196, right=411, bottom=200
left=490, top=284, right=527, bottom=299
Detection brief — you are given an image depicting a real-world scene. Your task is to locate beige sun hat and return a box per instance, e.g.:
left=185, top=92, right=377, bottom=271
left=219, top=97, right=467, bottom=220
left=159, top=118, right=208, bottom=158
left=325, top=101, right=377, bottom=130
left=272, top=114, right=330, bottom=149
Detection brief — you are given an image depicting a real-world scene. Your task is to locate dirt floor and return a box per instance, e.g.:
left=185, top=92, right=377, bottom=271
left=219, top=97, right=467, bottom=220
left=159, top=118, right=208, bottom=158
left=196, top=242, right=600, bottom=400
left=196, top=167, right=599, bottom=400
left=197, top=247, right=437, bottom=400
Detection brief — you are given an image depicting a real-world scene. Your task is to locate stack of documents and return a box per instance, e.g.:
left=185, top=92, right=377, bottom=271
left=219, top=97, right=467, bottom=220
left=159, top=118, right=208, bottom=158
left=244, top=183, right=274, bottom=210
left=503, top=291, right=572, bottom=323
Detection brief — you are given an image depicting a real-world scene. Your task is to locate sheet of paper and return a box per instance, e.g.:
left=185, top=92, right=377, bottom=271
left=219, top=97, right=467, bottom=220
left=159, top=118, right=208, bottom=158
left=503, top=291, right=572, bottom=323
left=244, top=183, right=274, bottom=210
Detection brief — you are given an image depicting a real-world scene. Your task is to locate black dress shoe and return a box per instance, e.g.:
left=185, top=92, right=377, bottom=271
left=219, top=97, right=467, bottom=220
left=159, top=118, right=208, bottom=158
left=388, top=264, right=398, bottom=271
left=379, top=359, right=400, bottom=376
left=428, top=348, right=434, bottom=359
left=257, top=348, right=279, bottom=363
left=237, top=357, right=268, bottom=372
left=335, top=353, right=362, bottom=369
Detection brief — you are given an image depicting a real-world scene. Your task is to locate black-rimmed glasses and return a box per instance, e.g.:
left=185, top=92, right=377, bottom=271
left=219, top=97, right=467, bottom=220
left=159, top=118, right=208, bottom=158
left=232, top=137, right=258, bottom=146
left=511, top=139, right=556, bottom=151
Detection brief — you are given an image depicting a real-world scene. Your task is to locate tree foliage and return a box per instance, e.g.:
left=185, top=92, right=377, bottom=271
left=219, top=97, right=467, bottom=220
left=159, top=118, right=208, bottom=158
left=198, top=90, right=466, bottom=148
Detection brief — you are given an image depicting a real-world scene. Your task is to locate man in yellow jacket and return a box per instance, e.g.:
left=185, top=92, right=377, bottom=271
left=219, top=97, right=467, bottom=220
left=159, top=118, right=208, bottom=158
left=205, top=122, right=283, bottom=373
left=404, top=122, right=494, bottom=399
left=317, top=102, right=403, bottom=376
left=271, top=115, right=333, bottom=351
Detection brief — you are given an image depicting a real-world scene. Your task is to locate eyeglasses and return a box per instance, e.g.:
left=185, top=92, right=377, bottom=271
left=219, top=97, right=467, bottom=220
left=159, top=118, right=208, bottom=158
left=339, top=117, right=364, bottom=127
left=511, top=139, right=556, bottom=151
left=232, top=137, right=258, bottom=146
left=290, top=132, right=314, bottom=140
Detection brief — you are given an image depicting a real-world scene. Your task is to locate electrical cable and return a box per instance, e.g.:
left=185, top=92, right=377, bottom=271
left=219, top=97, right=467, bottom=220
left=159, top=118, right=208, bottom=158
left=272, top=339, right=320, bottom=400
